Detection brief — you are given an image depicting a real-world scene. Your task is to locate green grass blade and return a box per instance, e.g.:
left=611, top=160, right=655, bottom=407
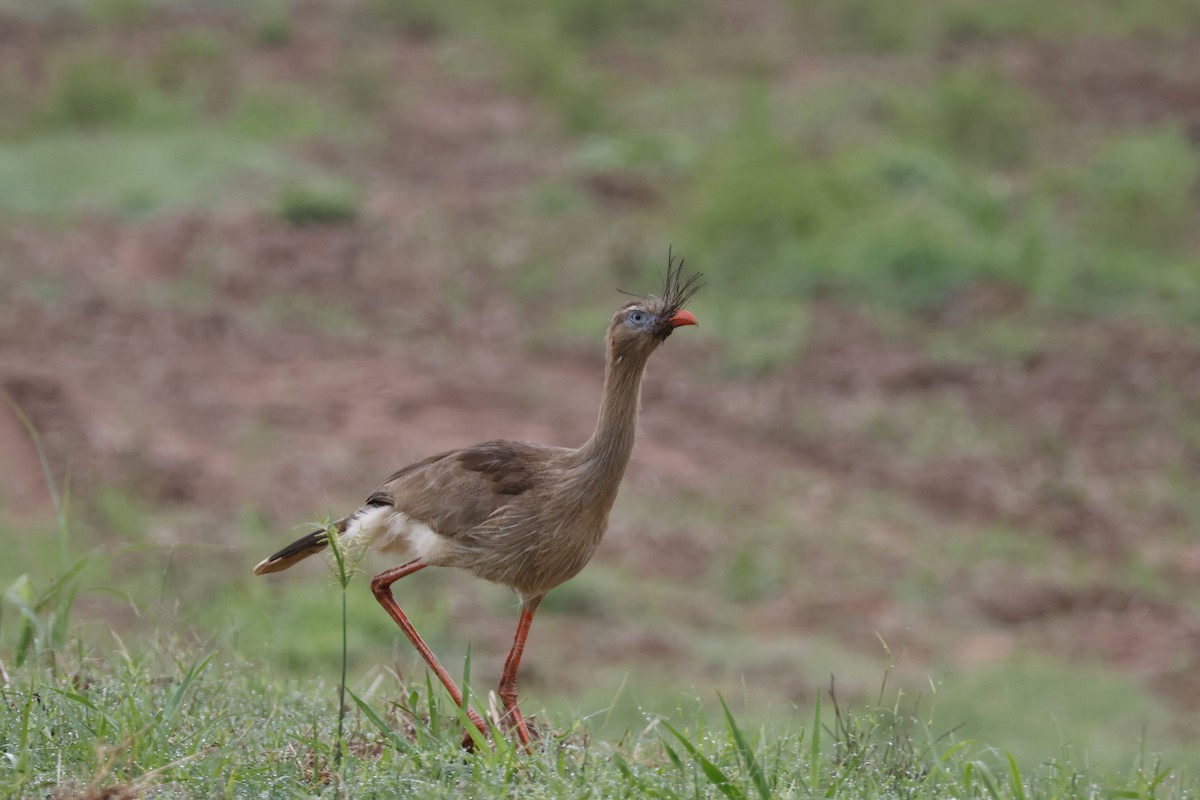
left=4, top=575, right=46, bottom=665
left=1007, top=752, right=1028, bottom=800
left=49, top=578, right=82, bottom=652
left=10, top=690, right=36, bottom=793
left=347, top=687, right=416, bottom=754
left=718, top=693, right=770, bottom=800
left=662, top=739, right=685, bottom=772
left=938, top=740, right=974, bottom=764
left=809, top=691, right=822, bottom=792
left=394, top=689, right=433, bottom=749
left=425, top=672, right=440, bottom=738
left=161, top=648, right=216, bottom=726
left=450, top=646, right=490, bottom=754
left=1147, top=765, right=1173, bottom=794
left=965, top=759, right=1002, bottom=800
left=31, top=553, right=92, bottom=614
left=49, top=687, right=120, bottom=736
left=325, top=515, right=350, bottom=772
left=613, top=752, right=684, bottom=800
left=4, top=394, right=67, bottom=554
left=661, top=719, right=745, bottom=800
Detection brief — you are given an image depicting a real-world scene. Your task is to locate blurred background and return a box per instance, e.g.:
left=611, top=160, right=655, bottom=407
left=2, top=0, right=1200, bottom=770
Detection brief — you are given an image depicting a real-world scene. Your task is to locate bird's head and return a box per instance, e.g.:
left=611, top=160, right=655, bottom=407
left=607, top=250, right=703, bottom=362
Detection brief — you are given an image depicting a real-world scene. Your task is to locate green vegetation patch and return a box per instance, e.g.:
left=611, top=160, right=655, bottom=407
left=670, top=73, right=1200, bottom=363
left=278, top=183, right=362, bottom=227
left=0, top=41, right=363, bottom=219
left=0, top=129, right=321, bottom=217
left=679, top=91, right=1045, bottom=314
left=932, top=654, right=1195, bottom=772
left=791, top=0, right=1200, bottom=52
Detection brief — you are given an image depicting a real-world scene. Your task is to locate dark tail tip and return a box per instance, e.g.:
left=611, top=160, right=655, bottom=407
left=252, top=528, right=330, bottom=575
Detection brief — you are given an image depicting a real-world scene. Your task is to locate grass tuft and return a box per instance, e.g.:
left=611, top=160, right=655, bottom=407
left=929, top=67, right=1037, bottom=169
left=278, top=183, right=361, bottom=226
left=41, top=53, right=142, bottom=129
left=363, top=0, right=454, bottom=39
left=1076, top=130, right=1199, bottom=254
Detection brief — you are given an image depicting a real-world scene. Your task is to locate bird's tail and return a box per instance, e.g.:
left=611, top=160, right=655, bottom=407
left=252, top=518, right=348, bottom=575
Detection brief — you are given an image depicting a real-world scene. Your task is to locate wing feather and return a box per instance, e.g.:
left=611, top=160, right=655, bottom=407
left=364, top=440, right=563, bottom=539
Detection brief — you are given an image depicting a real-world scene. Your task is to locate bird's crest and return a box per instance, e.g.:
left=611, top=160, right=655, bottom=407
left=621, top=247, right=705, bottom=314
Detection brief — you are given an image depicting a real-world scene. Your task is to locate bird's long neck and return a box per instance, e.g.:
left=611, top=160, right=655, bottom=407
left=572, top=344, right=650, bottom=498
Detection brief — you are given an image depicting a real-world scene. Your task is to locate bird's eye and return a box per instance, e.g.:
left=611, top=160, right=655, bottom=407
left=627, top=310, right=649, bottom=326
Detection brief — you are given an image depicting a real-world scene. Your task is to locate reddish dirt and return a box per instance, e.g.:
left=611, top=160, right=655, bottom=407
left=984, top=35, right=1200, bottom=132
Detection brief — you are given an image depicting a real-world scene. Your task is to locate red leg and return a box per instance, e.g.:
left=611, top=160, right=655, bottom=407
left=497, top=595, right=543, bottom=749
left=370, top=559, right=488, bottom=740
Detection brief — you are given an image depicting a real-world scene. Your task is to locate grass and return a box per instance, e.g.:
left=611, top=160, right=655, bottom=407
left=278, top=183, right=362, bottom=227
left=516, top=16, right=1200, bottom=358
left=4, top=631, right=1198, bottom=798
left=660, top=75, right=1200, bottom=364
left=863, top=394, right=1023, bottom=462
left=0, top=129, right=317, bottom=217
left=38, top=53, right=143, bottom=129
left=675, top=84, right=1046, bottom=309
left=790, top=0, right=1200, bottom=51
left=0, top=39, right=361, bottom=219
left=930, top=654, right=1193, bottom=772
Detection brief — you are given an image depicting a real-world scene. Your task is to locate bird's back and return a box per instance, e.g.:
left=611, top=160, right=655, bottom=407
left=370, top=440, right=557, bottom=537
left=359, top=439, right=611, bottom=597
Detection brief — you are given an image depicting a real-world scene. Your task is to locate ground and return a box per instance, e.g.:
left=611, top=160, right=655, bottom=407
left=2, top=0, right=1199, bottom=770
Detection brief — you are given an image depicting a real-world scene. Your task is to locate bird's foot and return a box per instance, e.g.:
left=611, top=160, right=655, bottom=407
left=457, top=707, right=491, bottom=752
left=502, top=709, right=543, bottom=751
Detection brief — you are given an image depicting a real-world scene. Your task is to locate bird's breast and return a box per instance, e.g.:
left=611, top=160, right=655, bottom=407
left=454, top=506, right=610, bottom=598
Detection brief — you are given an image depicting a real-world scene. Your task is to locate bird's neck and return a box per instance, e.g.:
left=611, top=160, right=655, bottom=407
left=573, top=347, right=649, bottom=496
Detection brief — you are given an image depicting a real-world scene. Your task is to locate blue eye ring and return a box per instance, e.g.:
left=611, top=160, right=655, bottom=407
left=627, top=310, right=650, bottom=326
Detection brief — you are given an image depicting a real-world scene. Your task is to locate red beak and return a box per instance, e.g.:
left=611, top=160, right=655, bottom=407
left=669, top=309, right=698, bottom=328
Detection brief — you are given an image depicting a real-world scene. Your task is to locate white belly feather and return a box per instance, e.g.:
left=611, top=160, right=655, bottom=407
left=340, top=505, right=450, bottom=563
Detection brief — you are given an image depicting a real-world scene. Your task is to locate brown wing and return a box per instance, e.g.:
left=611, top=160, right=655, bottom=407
left=366, top=440, right=561, bottom=538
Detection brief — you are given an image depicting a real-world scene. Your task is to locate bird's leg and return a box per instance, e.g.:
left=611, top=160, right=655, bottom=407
left=497, top=594, right=543, bottom=749
left=370, top=559, right=488, bottom=741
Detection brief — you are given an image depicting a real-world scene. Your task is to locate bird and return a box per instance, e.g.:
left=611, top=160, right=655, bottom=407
left=252, top=254, right=702, bottom=748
